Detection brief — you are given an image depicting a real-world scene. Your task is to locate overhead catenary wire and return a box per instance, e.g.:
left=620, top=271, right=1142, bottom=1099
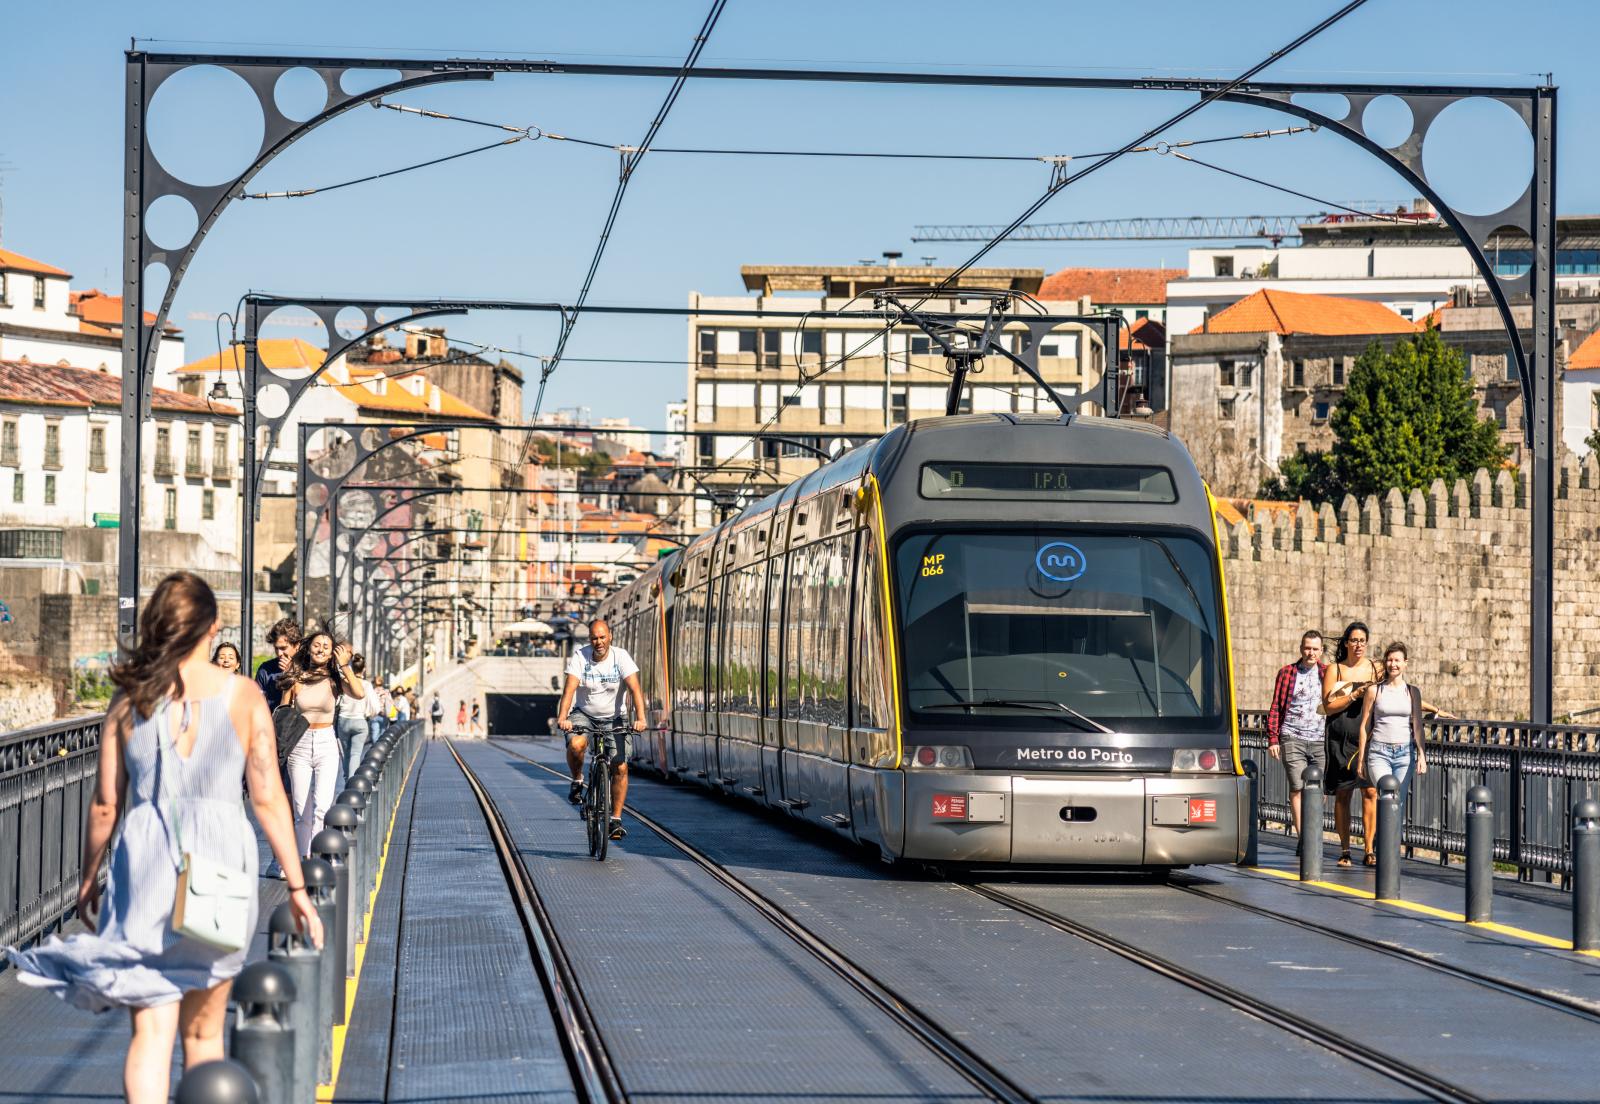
left=701, top=0, right=1373, bottom=475
left=1162, top=148, right=1422, bottom=226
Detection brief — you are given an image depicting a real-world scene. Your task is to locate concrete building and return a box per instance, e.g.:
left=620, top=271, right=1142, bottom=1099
left=0, top=248, right=186, bottom=388
left=1164, top=207, right=1600, bottom=336
left=1167, top=289, right=1532, bottom=496
left=685, top=262, right=1117, bottom=527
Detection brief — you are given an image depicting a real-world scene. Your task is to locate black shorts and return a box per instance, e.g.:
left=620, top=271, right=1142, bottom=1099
left=568, top=722, right=631, bottom=767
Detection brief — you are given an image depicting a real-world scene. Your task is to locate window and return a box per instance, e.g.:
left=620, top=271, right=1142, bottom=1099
left=1399, top=306, right=1414, bottom=321
left=697, top=434, right=714, bottom=464
left=211, top=428, right=229, bottom=478
left=32, top=276, right=45, bottom=308
left=1212, top=256, right=1234, bottom=277
left=43, top=475, right=55, bottom=506
left=737, top=329, right=757, bottom=355
left=1011, top=384, right=1041, bottom=415
left=695, top=382, right=716, bottom=423
left=956, top=387, right=972, bottom=415
left=1135, top=309, right=1149, bottom=320
left=185, top=428, right=202, bottom=475
left=0, top=420, right=16, bottom=466
left=11, top=473, right=21, bottom=503
left=0, top=272, right=7, bottom=305
left=155, top=426, right=173, bottom=475
left=164, top=488, right=177, bottom=530
left=1218, top=360, right=1236, bottom=387
left=1332, top=359, right=1346, bottom=386
left=894, top=531, right=1226, bottom=731
left=89, top=426, right=107, bottom=471
left=1291, top=359, right=1305, bottom=387
left=800, top=330, right=822, bottom=356
left=760, top=329, right=780, bottom=370
left=757, top=383, right=781, bottom=422
left=1505, top=356, right=1519, bottom=383
left=698, top=330, right=717, bottom=369
left=890, top=386, right=909, bottom=424
left=821, top=384, right=844, bottom=426
left=1218, top=398, right=1235, bottom=421
left=43, top=422, right=61, bottom=469
left=202, top=489, right=215, bottom=520
left=1236, top=363, right=1253, bottom=388
left=910, top=335, right=932, bottom=356
left=1312, top=401, right=1330, bottom=423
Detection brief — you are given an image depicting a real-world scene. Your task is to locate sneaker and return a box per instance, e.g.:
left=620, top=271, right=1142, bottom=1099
left=609, top=818, right=626, bottom=840
left=568, top=780, right=583, bottom=804
left=264, top=860, right=285, bottom=881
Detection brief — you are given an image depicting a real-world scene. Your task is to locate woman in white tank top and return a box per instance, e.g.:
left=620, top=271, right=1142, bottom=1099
left=1356, top=641, right=1453, bottom=809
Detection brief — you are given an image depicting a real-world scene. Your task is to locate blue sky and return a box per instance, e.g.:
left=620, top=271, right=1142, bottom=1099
left=2, top=1, right=1594, bottom=428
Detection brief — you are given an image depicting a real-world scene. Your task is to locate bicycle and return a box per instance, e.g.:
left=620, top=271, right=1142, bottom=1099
left=575, top=719, right=630, bottom=861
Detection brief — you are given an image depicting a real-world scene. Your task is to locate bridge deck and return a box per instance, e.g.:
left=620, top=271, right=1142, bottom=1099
left=1, top=661, right=1595, bottom=1103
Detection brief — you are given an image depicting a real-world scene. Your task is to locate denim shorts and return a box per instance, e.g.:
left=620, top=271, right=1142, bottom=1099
left=1366, top=741, right=1415, bottom=802
left=1281, top=739, right=1326, bottom=792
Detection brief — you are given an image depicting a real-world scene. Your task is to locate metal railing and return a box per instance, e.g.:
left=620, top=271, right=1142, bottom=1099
left=1241, top=710, right=1600, bottom=881
left=0, top=714, right=103, bottom=956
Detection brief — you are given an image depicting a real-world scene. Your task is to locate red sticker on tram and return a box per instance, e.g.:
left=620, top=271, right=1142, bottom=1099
left=1188, top=798, right=1217, bottom=824
left=932, top=794, right=967, bottom=820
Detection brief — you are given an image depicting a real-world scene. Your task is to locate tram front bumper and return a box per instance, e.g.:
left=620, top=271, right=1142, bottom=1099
left=893, top=770, right=1249, bottom=866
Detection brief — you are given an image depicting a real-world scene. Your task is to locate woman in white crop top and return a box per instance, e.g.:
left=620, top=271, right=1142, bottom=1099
left=1356, top=641, right=1453, bottom=810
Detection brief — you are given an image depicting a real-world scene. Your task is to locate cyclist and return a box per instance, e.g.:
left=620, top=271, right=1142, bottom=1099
left=556, top=618, right=648, bottom=840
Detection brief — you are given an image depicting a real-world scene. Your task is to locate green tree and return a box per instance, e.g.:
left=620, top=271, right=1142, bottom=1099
left=1260, top=326, right=1510, bottom=500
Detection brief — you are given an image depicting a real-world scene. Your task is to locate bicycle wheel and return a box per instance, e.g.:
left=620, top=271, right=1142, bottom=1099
left=587, top=757, right=611, bottom=861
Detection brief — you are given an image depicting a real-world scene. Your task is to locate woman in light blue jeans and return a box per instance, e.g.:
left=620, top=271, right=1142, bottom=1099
left=335, top=652, right=371, bottom=784
left=1356, top=641, right=1453, bottom=809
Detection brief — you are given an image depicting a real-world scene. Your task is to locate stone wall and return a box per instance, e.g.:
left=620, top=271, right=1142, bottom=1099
left=1222, top=456, right=1600, bottom=720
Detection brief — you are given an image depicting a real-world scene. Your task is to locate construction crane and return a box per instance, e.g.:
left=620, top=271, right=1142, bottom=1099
left=911, top=206, right=1434, bottom=246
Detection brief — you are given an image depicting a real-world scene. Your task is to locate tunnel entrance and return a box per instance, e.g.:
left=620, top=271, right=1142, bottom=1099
left=486, top=693, right=560, bottom=738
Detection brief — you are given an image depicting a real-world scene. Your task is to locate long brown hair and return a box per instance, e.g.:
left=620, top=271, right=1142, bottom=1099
left=110, top=571, right=218, bottom=720
left=286, top=630, right=347, bottom=696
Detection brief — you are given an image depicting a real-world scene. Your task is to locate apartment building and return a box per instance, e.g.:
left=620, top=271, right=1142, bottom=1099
left=685, top=262, right=1118, bottom=526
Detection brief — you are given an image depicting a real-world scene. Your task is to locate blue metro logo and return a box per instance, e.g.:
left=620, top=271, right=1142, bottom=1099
left=1035, top=541, right=1087, bottom=583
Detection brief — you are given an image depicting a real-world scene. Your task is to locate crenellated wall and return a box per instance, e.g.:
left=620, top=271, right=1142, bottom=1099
left=1222, top=456, right=1600, bottom=720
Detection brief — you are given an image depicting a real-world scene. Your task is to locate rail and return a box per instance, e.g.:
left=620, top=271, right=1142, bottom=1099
left=1240, top=711, right=1600, bottom=881
left=0, top=713, right=103, bottom=956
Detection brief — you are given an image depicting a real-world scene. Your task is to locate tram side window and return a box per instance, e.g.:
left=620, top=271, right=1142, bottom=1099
left=813, top=535, right=851, bottom=728
left=672, top=584, right=705, bottom=713
left=763, top=554, right=783, bottom=718
left=705, top=567, right=725, bottom=712
left=852, top=534, right=892, bottom=748
left=724, top=564, right=762, bottom=713
left=783, top=544, right=811, bottom=720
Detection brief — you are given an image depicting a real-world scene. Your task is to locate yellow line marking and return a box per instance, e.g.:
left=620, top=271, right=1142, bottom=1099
left=316, top=739, right=423, bottom=1102
left=1244, top=864, right=1600, bottom=955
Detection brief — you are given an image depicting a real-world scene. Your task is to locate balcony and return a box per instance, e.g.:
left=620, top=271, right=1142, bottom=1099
left=154, top=452, right=175, bottom=477
left=43, top=447, right=61, bottom=471
left=211, top=458, right=233, bottom=482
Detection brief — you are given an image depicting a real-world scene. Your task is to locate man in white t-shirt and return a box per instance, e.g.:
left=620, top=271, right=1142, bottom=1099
left=557, top=618, right=647, bottom=839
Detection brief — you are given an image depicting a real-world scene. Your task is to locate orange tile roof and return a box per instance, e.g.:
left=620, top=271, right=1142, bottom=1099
left=333, top=373, right=494, bottom=421
left=68, top=289, right=179, bottom=335
left=179, top=338, right=327, bottom=374
left=1193, top=288, right=1412, bottom=336
left=1414, top=305, right=1446, bottom=331
left=0, top=248, right=69, bottom=278
left=1038, top=267, right=1183, bottom=305
left=1120, top=317, right=1165, bottom=352
left=1571, top=330, right=1600, bottom=371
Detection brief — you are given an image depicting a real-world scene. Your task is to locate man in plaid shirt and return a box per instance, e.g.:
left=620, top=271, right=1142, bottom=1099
left=1267, top=630, right=1327, bottom=839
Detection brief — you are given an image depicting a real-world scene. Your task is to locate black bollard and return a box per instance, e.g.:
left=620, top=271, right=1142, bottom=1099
left=267, top=903, right=321, bottom=1104
left=325, top=803, right=361, bottom=971
left=1465, top=786, right=1494, bottom=923
left=175, top=1059, right=260, bottom=1104
left=310, top=828, right=350, bottom=1026
left=302, top=858, right=339, bottom=1085
left=1573, top=799, right=1600, bottom=952
left=1299, top=766, right=1323, bottom=882
left=1375, top=775, right=1401, bottom=901
left=229, top=961, right=295, bottom=1104
left=1241, top=759, right=1259, bottom=867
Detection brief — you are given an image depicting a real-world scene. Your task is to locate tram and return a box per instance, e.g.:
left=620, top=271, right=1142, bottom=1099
left=601, top=413, right=1248, bottom=868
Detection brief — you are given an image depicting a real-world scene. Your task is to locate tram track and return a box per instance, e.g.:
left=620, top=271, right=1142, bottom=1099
left=1167, top=875, right=1600, bottom=1022
left=485, top=738, right=1038, bottom=1104
left=959, top=881, right=1485, bottom=1104
left=444, top=739, right=625, bottom=1104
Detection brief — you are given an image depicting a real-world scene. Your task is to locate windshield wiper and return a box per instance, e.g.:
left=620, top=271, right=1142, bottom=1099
left=921, top=698, right=1113, bottom=734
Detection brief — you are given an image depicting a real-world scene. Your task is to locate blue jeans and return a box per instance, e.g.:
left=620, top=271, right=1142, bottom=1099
left=1366, top=741, right=1415, bottom=806
left=337, top=716, right=368, bottom=784
left=367, top=716, right=386, bottom=748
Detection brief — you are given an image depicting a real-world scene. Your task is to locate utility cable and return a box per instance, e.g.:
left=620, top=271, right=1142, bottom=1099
left=1163, top=149, right=1420, bottom=225
left=534, top=0, right=732, bottom=421
left=239, top=135, right=528, bottom=200
left=700, top=0, right=1370, bottom=473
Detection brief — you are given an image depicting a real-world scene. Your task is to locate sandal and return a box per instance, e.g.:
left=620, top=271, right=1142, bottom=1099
left=1363, top=851, right=1377, bottom=867
left=1336, top=851, right=1353, bottom=867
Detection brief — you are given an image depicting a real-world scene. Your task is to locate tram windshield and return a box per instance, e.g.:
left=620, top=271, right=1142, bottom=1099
left=894, top=530, right=1227, bottom=732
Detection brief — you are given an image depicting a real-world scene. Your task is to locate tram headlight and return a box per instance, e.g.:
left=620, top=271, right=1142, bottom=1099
left=1172, top=748, right=1227, bottom=773
left=905, top=745, right=974, bottom=769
